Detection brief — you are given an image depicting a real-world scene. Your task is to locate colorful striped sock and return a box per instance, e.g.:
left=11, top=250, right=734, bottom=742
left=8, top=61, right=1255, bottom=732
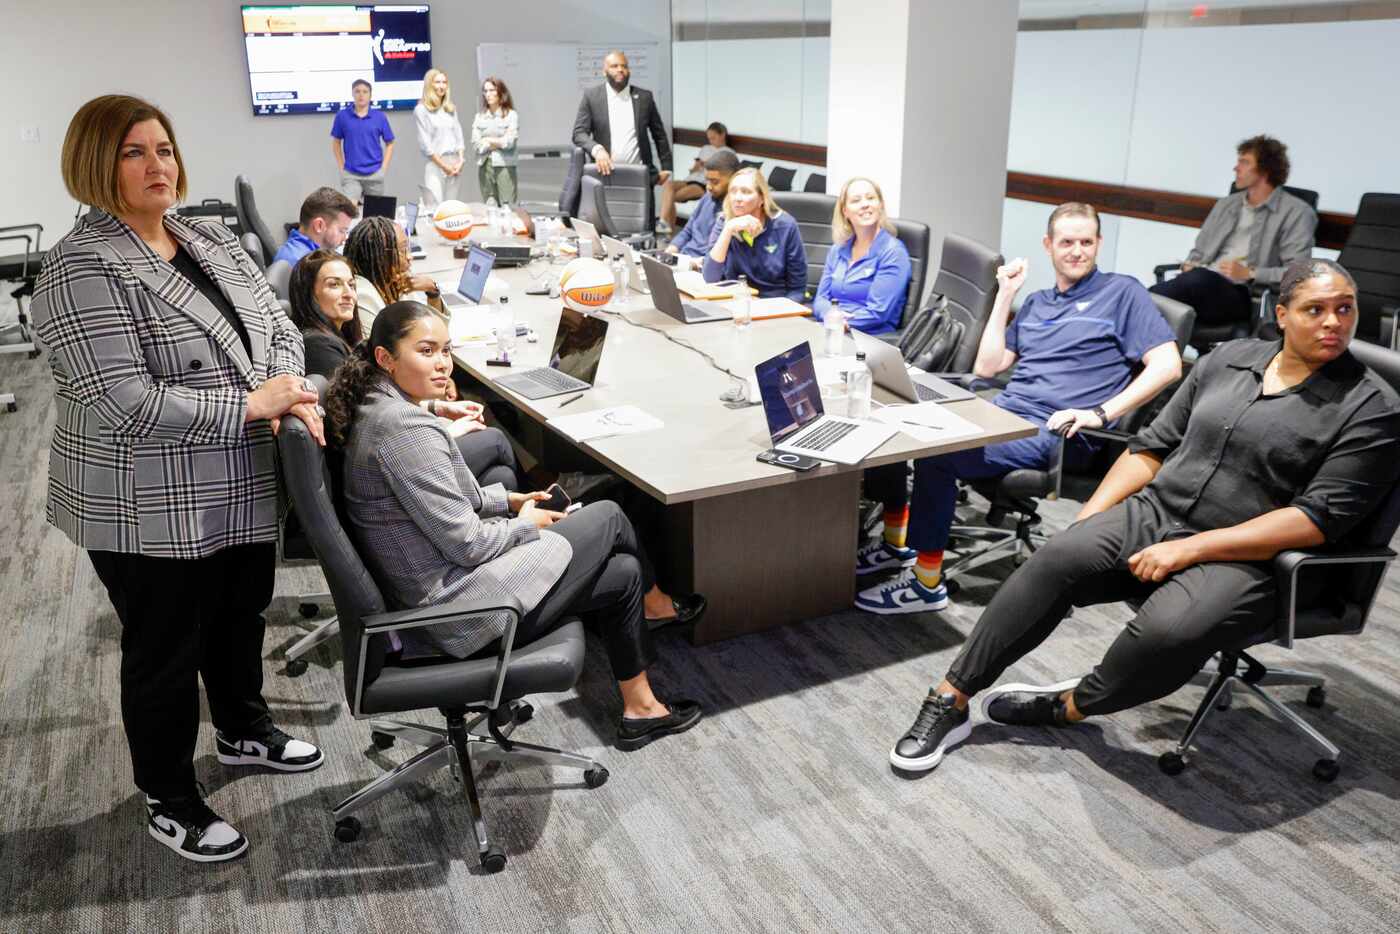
left=882, top=506, right=910, bottom=549
left=913, top=550, right=945, bottom=590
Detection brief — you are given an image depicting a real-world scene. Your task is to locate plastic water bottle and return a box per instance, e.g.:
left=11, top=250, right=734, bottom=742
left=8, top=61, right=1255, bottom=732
left=610, top=254, right=630, bottom=308
left=732, top=275, right=752, bottom=329
left=846, top=351, right=873, bottom=419
left=824, top=306, right=846, bottom=356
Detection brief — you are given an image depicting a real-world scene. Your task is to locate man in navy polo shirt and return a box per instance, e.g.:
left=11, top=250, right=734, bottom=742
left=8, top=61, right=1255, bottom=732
left=856, top=202, right=1183, bottom=614
left=331, top=79, right=395, bottom=203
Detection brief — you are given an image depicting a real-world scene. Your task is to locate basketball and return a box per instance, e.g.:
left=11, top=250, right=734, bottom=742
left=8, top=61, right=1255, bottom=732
left=558, top=258, right=615, bottom=312
left=432, top=200, right=475, bottom=241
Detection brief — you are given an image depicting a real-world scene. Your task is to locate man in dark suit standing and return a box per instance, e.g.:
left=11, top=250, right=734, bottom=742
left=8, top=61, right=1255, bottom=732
left=572, top=50, right=672, bottom=186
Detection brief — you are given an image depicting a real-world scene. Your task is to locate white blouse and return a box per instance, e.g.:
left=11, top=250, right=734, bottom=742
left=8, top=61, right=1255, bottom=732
left=414, top=103, right=465, bottom=159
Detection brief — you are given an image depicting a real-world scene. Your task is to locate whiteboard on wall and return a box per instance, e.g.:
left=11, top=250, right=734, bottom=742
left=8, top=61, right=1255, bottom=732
left=475, top=43, right=659, bottom=150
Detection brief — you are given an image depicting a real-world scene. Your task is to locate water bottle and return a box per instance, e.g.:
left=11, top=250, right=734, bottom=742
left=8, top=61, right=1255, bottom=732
left=732, top=275, right=752, bottom=329
left=494, top=296, right=515, bottom=360
left=846, top=351, right=873, bottom=419
left=610, top=254, right=629, bottom=308
left=824, top=306, right=846, bottom=356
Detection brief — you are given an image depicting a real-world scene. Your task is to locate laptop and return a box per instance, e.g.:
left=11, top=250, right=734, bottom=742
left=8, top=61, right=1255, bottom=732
left=600, top=235, right=649, bottom=293
left=362, top=194, right=397, bottom=219
left=755, top=342, right=897, bottom=465
left=402, top=201, right=425, bottom=258
left=571, top=217, right=604, bottom=259
left=850, top=330, right=975, bottom=404
left=494, top=309, right=610, bottom=400
left=440, top=244, right=495, bottom=308
left=640, top=255, right=731, bottom=324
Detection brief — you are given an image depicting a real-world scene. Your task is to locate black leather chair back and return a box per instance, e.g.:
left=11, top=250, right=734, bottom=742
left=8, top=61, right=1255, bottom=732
left=1228, top=182, right=1319, bottom=211
left=1337, top=193, right=1400, bottom=343
left=582, top=164, right=654, bottom=235
left=773, top=191, right=836, bottom=297
left=558, top=146, right=588, bottom=217
left=803, top=173, right=827, bottom=194
left=234, top=175, right=279, bottom=267
left=579, top=176, right=615, bottom=237
left=925, top=233, right=1003, bottom=374
left=240, top=232, right=267, bottom=273
left=891, top=218, right=931, bottom=328
left=767, top=166, right=796, bottom=192
left=265, top=260, right=292, bottom=301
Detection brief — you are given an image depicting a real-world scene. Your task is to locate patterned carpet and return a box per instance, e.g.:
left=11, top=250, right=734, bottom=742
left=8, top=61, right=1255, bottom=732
left=3, top=349, right=1399, bottom=933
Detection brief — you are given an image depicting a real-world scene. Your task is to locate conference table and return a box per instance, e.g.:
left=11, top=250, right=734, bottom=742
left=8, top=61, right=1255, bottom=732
left=402, top=227, right=1037, bottom=643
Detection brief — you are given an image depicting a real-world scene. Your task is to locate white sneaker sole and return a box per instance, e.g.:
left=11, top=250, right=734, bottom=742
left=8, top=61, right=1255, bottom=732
left=148, top=821, right=249, bottom=863
left=888, top=719, right=972, bottom=772
left=216, top=749, right=325, bottom=772
left=856, top=590, right=950, bottom=615
left=978, top=679, right=1083, bottom=723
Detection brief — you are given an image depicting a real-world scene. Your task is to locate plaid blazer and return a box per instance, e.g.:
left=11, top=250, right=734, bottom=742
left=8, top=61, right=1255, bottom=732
left=30, top=209, right=304, bottom=559
left=343, top=380, right=572, bottom=658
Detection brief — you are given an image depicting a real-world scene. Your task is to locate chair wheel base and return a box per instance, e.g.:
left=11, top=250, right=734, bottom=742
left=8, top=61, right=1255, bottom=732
left=480, top=847, right=507, bottom=872
left=1306, top=686, right=1327, bottom=709
left=285, top=658, right=309, bottom=677
left=334, top=817, right=362, bottom=842
left=298, top=602, right=320, bottom=619
left=371, top=731, right=396, bottom=750
left=513, top=701, right=534, bottom=724
left=1312, top=759, right=1339, bottom=782
left=1158, top=751, right=1188, bottom=776
left=584, top=766, right=610, bottom=789
left=4, top=402, right=15, bottom=413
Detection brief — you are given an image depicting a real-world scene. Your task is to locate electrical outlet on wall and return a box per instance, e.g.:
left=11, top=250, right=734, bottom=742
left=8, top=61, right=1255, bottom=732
left=19, top=125, right=40, bottom=143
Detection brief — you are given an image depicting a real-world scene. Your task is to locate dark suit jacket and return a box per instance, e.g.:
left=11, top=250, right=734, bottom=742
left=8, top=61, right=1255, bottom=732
left=571, top=83, right=672, bottom=184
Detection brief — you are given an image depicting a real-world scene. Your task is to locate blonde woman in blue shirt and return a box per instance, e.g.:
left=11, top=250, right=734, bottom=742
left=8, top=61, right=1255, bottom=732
left=414, top=69, right=465, bottom=211
left=813, top=177, right=912, bottom=335
left=471, top=76, right=519, bottom=206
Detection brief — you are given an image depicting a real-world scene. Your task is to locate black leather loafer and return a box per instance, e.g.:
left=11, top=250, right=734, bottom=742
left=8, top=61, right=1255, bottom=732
left=646, top=593, right=707, bottom=630
left=616, top=699, right=704, bottom=751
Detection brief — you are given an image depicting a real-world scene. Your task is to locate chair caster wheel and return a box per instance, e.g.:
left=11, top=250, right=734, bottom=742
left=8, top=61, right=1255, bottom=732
left=1312, top=759, right=1339, bottom=782
left=299, top=603, right=319, bottom=619
left=584, top=766, right=610, bottom=789
left=371, top=731, right=396, bottom=750
left=1306, top=686, right=1327, bottom=708
left=513, top=701, right=534, bottom=724
left=480, top=847, right=507, bottom=872
left=5, top=402, right=15, bottom=413
left=334, top=817, right=362, bottom=842
left=286, top=658, right=309, bottom=677
left=1158, top=751, right=1187, bottom=776
left=944, top=579, right=961, bottom=597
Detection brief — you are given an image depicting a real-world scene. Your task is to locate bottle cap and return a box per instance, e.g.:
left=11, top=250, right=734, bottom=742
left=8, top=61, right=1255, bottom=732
left=856, top=351, right=866, bottom=360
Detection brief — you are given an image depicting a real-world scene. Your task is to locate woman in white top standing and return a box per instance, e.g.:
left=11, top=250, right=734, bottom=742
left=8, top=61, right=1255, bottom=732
left=414, top=68, right=466, bottom=211
left=471, top=76, right=519, bottom=206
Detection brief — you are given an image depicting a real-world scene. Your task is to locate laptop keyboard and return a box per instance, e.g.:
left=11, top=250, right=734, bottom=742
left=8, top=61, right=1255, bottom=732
left=794, top=419, right=859, bottom=452
left=521, top=368, right=587, bottom=392
left=915, top=382, right=947, bottom=402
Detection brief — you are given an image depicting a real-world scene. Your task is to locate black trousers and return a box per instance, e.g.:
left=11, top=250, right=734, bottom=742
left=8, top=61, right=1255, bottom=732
left=944, top=503, right=1277, bottom=715
left=1150, top=267, right=1253, bottom=328
left=516, top=501, right=654, bottom=681
left=456, top=427, right=520, bottom=492
left=88, top=543, right=276, bottom=800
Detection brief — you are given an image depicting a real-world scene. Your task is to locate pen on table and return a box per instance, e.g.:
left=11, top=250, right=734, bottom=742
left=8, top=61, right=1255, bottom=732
left=557, top=393, right=586, bottom=408
left=900, top=420, right=941, bottom=430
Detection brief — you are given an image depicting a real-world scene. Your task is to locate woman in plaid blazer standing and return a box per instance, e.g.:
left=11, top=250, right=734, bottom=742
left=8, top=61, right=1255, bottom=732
left=31, top=96, right=327, bottom=863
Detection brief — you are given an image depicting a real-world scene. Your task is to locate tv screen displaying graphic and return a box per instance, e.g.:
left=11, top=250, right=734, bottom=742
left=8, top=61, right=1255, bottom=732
left=241, top=5, right=432, bottom=116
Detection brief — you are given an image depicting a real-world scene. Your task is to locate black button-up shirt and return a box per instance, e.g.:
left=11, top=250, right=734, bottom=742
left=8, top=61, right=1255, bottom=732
left=1127, top=339, right=1400, bottom=543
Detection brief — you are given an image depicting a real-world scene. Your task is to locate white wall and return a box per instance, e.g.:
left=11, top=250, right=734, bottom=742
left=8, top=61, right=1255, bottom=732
left=826, top=0, right=910, bottom=204
left=672, top=36, right=829, bottom=143
left=3, top=0, right=672, bottom=246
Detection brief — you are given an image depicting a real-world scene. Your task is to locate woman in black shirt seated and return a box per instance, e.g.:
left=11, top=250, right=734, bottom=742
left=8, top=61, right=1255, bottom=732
left=886, top=258, right=1400, bottom=773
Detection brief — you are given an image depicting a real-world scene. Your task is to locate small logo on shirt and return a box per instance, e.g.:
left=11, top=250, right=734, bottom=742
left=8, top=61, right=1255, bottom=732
left=1076, top=301, right=1093, bottom=312
left=764, top=242, right=778, bottom=254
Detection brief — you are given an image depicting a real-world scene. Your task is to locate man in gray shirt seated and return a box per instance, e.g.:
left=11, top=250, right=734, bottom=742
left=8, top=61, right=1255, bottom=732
left=1151, top=134, right=1316, bottom=333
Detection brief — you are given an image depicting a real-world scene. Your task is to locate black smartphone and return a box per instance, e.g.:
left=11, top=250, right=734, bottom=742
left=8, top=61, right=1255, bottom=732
left=540, top=483, right=571, bottom=512
left=756, top=449, right=820, bottom=471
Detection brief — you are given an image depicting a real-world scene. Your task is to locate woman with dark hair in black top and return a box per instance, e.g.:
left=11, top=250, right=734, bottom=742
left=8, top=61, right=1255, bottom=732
left=285, top=248, right=362, bottom=379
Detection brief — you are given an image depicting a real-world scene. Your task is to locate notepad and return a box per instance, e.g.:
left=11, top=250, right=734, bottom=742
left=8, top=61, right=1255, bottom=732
left=871, top=401, right=983, bottom=444
left=673, top=269, right=759, bottom=301
left=548, top=405, right=664, bottom=442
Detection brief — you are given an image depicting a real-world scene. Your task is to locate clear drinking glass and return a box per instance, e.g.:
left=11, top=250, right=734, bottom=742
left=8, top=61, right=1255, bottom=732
left=732, top=275, right=752, bottom=329
left=493, top=303, right=515, bottom=360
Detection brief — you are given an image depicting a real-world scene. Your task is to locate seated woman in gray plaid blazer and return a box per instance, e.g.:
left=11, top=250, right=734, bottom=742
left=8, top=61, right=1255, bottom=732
left=325, top=301, right=704, bottom=750
left=30, top=95, right=326, bottom=864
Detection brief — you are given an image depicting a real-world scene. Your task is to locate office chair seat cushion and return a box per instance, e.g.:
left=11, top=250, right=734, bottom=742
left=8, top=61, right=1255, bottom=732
left=976, top=468, right=1055, bottom=502
left=1292, top=603, right=1364, bottom=640
left=360, top=619, right=586, bottom=715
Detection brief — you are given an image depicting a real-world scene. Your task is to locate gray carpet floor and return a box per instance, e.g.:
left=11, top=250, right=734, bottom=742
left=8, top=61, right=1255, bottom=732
left=3, top=348, right=1400, bottom=934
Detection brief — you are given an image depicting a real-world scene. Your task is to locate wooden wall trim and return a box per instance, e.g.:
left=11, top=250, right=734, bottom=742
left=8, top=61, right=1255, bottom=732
left=674, top=127, right=827, bottom=166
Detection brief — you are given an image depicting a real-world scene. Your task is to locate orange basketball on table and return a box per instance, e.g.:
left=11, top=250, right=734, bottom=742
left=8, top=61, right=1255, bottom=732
left=558, top=258, right=615, bottom=312
left=432, top=200, right=475, bottom=240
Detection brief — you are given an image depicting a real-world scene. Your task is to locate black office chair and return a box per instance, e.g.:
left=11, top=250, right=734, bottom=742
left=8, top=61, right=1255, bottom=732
left=941, top=294, right=1196, bottom=588
left=897, top=233, right=1003, bottom=373
left=557, top=146, right=588, bottom=218
left=275, top=411, right=607, bottom=872
left=1154, top=336, right=1400, bottom=781
left=773, top=191, right=837, bottom=301
left=739, top=159, right=763, bottom=173
left=265, top=260, right=292, bottom=302
left=1336, top=193, right=1400, bottom=347
left=234, top=175, right=279, bottom=268
left=581, top=163, right=656, bottom=237
left=767, top=165, right=796, bottom=192
left=803, top=172, right=827, bottom=194
left=890, top=218, right=931, bottom=331
left=239, top=232, right=267, bottom=273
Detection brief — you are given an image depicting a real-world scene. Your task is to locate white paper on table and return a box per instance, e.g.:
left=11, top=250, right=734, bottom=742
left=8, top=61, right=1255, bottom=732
left=448, top=306, right=495, bottom=346
left=548, top=405, right=664, bottom=442
left=871, top=401, right=984, bottom=443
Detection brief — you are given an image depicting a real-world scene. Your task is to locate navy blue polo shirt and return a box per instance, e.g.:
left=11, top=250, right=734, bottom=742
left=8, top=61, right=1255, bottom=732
left=331, top=106, right=394, bottom=175
left=996, top=267, right=1176, bottom=423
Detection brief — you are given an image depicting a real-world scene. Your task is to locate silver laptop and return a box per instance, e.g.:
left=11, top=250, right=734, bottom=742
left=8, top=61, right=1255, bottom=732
left=600, top=234, right=649, bottom=293
left=440, top=244, right=495, bottom=308
left=640, top=255, right=730, bottom=324
left=494, top=310, right=609, bottom=400
left=571, top=217, right=605, bottom=259
left=402, top=202, right=426, bottom=259
left=755, top=342, right=897, bottom=465
left=850, top=330, right=975, bottom=404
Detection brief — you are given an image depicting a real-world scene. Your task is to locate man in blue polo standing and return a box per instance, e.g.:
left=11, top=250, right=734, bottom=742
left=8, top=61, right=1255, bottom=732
left=331, top=79, right=395, bottom=203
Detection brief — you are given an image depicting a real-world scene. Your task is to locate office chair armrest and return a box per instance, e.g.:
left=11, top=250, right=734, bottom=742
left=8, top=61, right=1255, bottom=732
left=1380, top=305, right=1400, bottom=350
left=1273, top=546, right=1397, bottom=648
left=1153, top=263, right=1182, bottom=284
left=1077, top=427, right=1135, bottom=445
left=926, top=373, right=1010, bottom=392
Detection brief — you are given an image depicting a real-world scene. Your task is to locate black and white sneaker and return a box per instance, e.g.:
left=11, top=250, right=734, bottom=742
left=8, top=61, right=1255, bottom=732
left=146, top=792, right=248, bottom=863
left=980, top=679, right=1082, bottom=727
left=888, top=692, right=972, bottom=772
left=216, top=727, right=324, bottom=772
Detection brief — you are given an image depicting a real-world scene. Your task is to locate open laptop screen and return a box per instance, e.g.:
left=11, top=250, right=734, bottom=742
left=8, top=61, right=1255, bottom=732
left=548, top=309, right=610, bottom=384
left=402, top=201, right=419, bottom=238
left=457, top=245, right=495, bottom=303
left=362, top=194, right=397, bottom=219
left=755, top=342, right=825, bottom=444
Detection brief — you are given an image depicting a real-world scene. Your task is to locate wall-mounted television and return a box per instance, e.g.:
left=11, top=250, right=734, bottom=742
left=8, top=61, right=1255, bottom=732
left=241, top=4, right=432, bottom=116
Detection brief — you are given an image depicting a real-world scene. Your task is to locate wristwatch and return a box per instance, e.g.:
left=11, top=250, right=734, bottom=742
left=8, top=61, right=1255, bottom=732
left=1092, top=405, right=1108, bottom=425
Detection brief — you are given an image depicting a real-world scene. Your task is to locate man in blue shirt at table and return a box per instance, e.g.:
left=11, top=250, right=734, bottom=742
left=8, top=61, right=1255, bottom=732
left=703, top=166, right=807, bottom=302
left=331, top=79, right=395, bottom=203
left=270, top=187, right=359, bottom=270
left=855, top=202, right=1183, bottom=614
left=665, top=149, right=740, bottom=270
left=813, top=176, right=912, bottom=335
